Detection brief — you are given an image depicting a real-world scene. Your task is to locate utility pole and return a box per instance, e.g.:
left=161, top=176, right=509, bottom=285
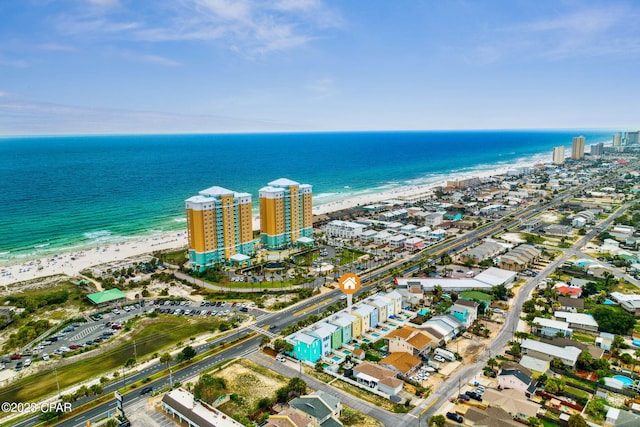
left=54, top=367, right=60, bottom=398
left=133, top=340, right=137, bottom=362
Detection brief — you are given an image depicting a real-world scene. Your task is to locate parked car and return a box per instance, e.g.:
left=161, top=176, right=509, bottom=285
left=465, top=391, right=482, bottom=401
left=23, top=358, right=32, bottom=367
left=457, top=394, right=469, bottom=402
left=41, top=353, right=49, bottom=361
left=446, top=412, right=463, bottom=423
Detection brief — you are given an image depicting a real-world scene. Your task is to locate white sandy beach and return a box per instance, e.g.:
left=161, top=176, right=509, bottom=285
left=0, top=158, right=541, bottom=287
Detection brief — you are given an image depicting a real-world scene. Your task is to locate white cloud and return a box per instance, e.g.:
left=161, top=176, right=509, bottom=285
left=499, top=5, right=640, bottom=59
left=306, top=78, right=336, bottom=99
left=49, top=0, right=340, bottom=56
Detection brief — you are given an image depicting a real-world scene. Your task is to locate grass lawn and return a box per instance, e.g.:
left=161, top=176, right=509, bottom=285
left=330, top=377, right=412, bottom=413
left=0, top=317, right=213, bottom=404
left=460, top=291, right=493, bottom=302
left=572, top=332, right=596, bottom=344
left=612, top=281, right=640, bottom=293
left=565, top=385, right=590, bottom=399
left=541, top=420, right=561, bottom=427
left=339, top=249, right=367, bottom=266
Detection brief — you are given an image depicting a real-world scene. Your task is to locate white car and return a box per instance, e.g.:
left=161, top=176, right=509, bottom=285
left=24, top=359, right=32, bottom=367
left=0, top=363, right=5, bottom=370
left=433, top=355, right=446, bottom=362
left=41, top=353, right=50, bottom=361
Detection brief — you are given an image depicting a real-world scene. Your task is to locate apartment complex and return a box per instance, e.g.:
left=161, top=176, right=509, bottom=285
left=552, top=146, right=565, bottom=165
left=259, top=178, right=313, bottom=250
left=185, top=186, right=256, bottom=269
left=571, top=136, right=585, bottom=160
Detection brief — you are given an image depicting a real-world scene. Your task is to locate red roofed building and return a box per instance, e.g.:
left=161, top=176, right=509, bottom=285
left=556, top=286, right=582, bottom=298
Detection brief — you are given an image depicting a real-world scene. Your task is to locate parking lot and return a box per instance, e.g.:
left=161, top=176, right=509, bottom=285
left=1, top=298, right=255, bottom=375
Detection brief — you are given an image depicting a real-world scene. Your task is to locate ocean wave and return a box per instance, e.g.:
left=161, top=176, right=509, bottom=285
left=84, top=230, right=113, bottom=241
left=173, top=218, right=187, bottom=223
left=314, top=192, right=340, bottom=199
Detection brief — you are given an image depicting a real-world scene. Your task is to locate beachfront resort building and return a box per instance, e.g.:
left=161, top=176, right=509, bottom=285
left=571, top=136, right=585, bottom=160
left=259, top=178, right=313, bottom=250
left=185, top=186, right=256, bottom=269
left=552, top=146, right=565, bottom=165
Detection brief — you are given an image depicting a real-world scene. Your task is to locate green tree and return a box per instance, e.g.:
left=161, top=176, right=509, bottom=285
left=260, top=336, right=271, bottom=348
left=276, top=386, right=290, bottom=403
left=429, top=414, right=446, bottom=427
left=510, top=342, right=521, bottom=358
left=179, top=345, right=196, bottom=362
left=527, top=417, right=542, bottom=427
left=315, top=361, right=325, bottom=372
left=124, top=357, right=136, bottom=368
left=568, top=414, right=587, bottom=427
left=288, top=377, right=307, bottom=397
left=576, top=350, right=593, bottom=371
left=159, top=352, right=173, bottom=367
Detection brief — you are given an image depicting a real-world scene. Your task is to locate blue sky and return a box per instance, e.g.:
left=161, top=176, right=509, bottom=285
left=1, top=0, right=639, bottom=134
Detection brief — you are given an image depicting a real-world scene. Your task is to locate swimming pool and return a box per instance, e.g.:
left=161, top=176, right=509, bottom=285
left=613, top=375, right=635, bottom=386
left=331, top=356, right=341, bottom=362
left=604, top=299, right=615, bottom=305
left=632, top=340, right=640, bottom=348
left=342, top=350, right=352, bottom=355
left=371, top=333, right=380, bottom=337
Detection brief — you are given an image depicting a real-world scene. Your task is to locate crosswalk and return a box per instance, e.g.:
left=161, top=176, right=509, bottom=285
left=247, top=324, right=277, bottom=338
left=68, top=324, right=103, bottom=341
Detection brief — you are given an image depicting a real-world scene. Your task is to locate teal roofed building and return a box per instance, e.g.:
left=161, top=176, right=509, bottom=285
left=287, top=332, right=322, bottom=363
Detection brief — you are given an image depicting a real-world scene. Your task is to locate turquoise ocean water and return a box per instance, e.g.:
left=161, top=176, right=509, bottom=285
left=0, top=130, right=614, bottom=261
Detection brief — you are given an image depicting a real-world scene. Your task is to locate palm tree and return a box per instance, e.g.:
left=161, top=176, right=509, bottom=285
left=487, top=358, right=497, bottom=371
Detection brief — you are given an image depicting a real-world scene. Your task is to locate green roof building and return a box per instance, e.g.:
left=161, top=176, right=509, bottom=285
left=87, top=288, right=127, bottom=305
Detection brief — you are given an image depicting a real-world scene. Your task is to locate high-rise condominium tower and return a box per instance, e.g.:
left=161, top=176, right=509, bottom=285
left=552, top=146, right=565, bottom=165
left=185, top=186, right=255, bottom=269
left=259, top=178, right=313, bottom=250
left=571, top=136, right=585, bottom=160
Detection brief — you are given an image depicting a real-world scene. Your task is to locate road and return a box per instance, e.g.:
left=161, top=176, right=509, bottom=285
left=10, top=176, right=619, bottom=426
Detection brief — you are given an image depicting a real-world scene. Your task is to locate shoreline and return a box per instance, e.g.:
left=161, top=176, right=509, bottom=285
left=0, top=154, right=546, bottom=287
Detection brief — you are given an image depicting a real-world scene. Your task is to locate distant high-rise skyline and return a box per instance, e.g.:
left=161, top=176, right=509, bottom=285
left=571, top=136, right=585, bottom=160
left=259, top=178, right=313, bottom=250
left=185, top=186, right=255, bottom=269
left=590, top=142, right=604, bottom=157
left=552, top=146, right=565, bottom=165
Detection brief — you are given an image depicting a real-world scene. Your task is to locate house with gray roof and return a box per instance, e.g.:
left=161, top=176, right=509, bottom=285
left=290, top=390, right=343, bottom=427
left=521, top=339, right=582, bottom=367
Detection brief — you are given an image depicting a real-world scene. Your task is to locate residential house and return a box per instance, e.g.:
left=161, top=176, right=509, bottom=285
left=557, top=296, right=584, bottom=313
left=352, top=303, right=378, bottom=331
left=404, top=237, right=424, bottom=252
left=386, top=325, right=432, bottom=357
left=554, top=311, right=599, bottom=333
left=498, top=368, right=535, bottom=396
left=532, top=317, right=573, bottom=338
left=290, top=391, right=343, bottom=427
left=317, top=322, right=342, bottom=351
left=325, top=220, right=366, bottom=239
left=481, top=388, right=540, bottom=421
left=351, top=361, right=403, bottom=396
left=307, top=324, right=334, bottom=358
left=521, top=339, right=582, bottom=367
left=464, top=406, right=523, bottom=427
left=265, top=408, right=316, bottom=427
left=448, top=299, right=479, bottom=328
left=596, top=332, right=615, bottom=352
left=388, top=234, right=407, bottom=249
left=384, top=290, right=403, bottom=316
left=366, top=296, right=390, bottom=323
left=288, top=332, right=322, bottom=363
left=328, top=314, right=353, bottom=346
left=621, top=299, right=640, bottom=316
left=519, top=355, right=550, bottom=375
left=555, top=285, right=583, bottom=298
left=605, top=407, right=640, bottom=427
left=458, top=241, right=503, bottom=264
left=380, top=352, right=422, bottom=377
left=499, top=244, right=541, bottom=272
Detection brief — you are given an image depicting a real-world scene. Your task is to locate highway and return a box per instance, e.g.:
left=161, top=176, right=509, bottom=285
left=10, top=175, right=617, bottom=427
